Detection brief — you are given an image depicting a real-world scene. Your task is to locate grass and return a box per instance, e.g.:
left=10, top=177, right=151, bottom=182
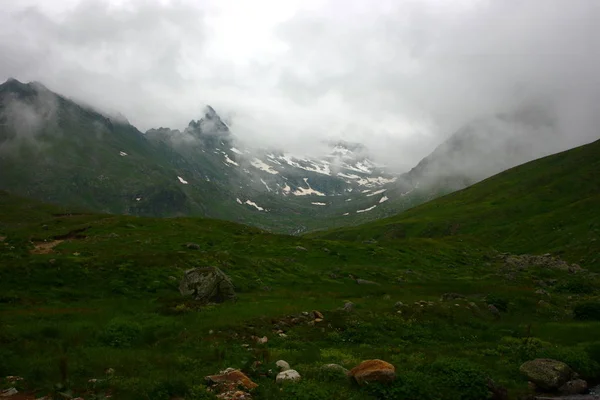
left=1, top=138, right=600, bottom=399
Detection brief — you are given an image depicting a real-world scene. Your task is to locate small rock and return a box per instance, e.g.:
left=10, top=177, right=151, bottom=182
left=184, top=242, right=200, bottom=250
left=441, top=293, right=466, bottom=301
left=254, top=336, right=268, bottom=344
left=487, top=378, right=508, bottom=400
left=535, top=289, right=550, bottom=297
left=0, top=388, right=18, bottom=397
left=394, top=301, right=405, bottom=308
left=314, top=318, right=323, bottom=323
left=559, top=379, right=588, bottom=395
left=104, top=368, right=115, bottom=375
left=488, top=304, right=500, bottom=315
left=342, top=302, right=354, bottom=312
left=276, top=360, right=290, bottom=372
left=278, top=333, right=288, bottom=338
left=5, top=376, right=23, bottom=383
left=520, top=359, right=574, bottom=391
left=356, top=279, right=379, bottom=285
left=295, top=246, right=307, bottom=251
left=322, top=364, right=349, bottom=375
left=349, top=359, right=395, bottom=385
left=312, top=310, right=324, bottom=319
left=322, top=248, right=330, bottom=252
left=206, top=369, right=258, bottom=390
left=276, top=369, right=301, bottom=383
left=301, top=311, right=309, bottom=317
left=537, top=300, right=549, bottom=307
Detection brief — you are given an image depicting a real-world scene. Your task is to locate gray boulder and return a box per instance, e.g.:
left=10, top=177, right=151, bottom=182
left=179, top=266, right=236, bottom=303
left=520, top=359, right=574, bottom=391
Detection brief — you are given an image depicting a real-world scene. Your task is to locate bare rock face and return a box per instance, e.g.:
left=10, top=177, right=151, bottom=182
left=179, top=266, right=236, bottom=303
left=349, top=359, right=396, bottom=385
left=520, top=359, right=574, bottom=391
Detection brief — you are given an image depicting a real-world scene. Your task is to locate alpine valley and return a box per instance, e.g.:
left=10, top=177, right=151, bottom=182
left=0, top=79, right=564, bottom=234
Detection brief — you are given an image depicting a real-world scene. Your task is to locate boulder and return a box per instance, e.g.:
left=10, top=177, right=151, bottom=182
left=349, top=359, right=395, bottom=385
left=520, top=359, right=574, bottom=391
left=205, top=368, right=258, bottom=390
left=312, top=310, right=324, bottom=319
left=276, top=360, right=290, bottom=372
left=179, top=266, right=236, bottom=303
left=322, top=363, right=349, bottom=375
left=276, top=369, right=301, bottom=383
left=559, top=379, right=588, bottom=395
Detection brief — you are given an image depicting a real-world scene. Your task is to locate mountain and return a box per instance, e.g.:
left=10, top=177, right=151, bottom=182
left=1, top=132, right=599, bottom=399
left=314, top=137, right=600, bottom=265
left=0, top=78, right=586, bottom=234
left=0, top=78, right=403, bottom=233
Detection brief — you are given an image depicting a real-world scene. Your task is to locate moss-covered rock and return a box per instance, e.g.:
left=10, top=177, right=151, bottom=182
left=519, top=358, right=573, bottom=391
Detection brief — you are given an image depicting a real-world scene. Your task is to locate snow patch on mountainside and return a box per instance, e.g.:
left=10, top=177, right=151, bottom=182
left=261, top=178, right=271, bottom=192
left=224, top=154, right=239, bottom=166
left=251, top=158, right=278, bottom=174
left=236, top=198, right=242, bottom=204
left=357, top=205, right=377, bottom=213
left=293, top=178, right=326, bottom=196
left=366, top=189, right=387, bottom=197
left=177, top=176, right=188, bottom=184
left=311, top=202, right=327, bottom=206
left=230, top=147, right=243, bottom=155
left=119, top=151, right=128, bottom=156
left=379, top=196, right=389, bottom=203
left=245, top=200, right=266, bottom=211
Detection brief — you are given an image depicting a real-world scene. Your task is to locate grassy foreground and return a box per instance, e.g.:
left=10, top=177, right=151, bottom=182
left=1, top=140, right=600, bottom=400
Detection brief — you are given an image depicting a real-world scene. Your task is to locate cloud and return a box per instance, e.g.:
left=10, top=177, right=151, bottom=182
left=0, top=0, right=598, bottom=171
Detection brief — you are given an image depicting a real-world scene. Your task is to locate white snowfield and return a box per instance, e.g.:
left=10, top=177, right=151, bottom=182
left=251, top=158, right=279, bottom=174
left=292, top=178, right=326, bottom=196
left=244, top=200, right=267, bottom=211
left=177, top=176, right=188, bottom=184
left=224, top=153, right=239, bottom=166
left=357, top=205, right=377, bottom=213
left=366, top=189, right=387, bottom=197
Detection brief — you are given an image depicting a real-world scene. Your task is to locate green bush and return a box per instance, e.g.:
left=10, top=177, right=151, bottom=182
left=538, top=346, right=600, bottom=380
left=573, top=301, right=600, bottom=321
left=485, top=294, right=509, bottom=312
left=99, top=318, right=141, bottom=348
left=366, top=359, right=490, bottom=400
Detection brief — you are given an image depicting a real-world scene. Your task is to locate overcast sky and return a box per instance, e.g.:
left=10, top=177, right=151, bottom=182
left=1, top=0, right=599, bottom=169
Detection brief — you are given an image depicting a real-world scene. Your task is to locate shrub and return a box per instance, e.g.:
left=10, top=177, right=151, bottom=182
left=99, top=318, right=141, bottom=348
left=485, top=294, right=509, bottom=312
left=573, top=301, right=600, bottom=321
left=538, top=346, right=600, bottom=380
left=366, top=359, right=490, bottom=400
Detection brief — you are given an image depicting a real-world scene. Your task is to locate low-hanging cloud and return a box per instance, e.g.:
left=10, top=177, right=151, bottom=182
left=0, top=0, right=598, bottom=171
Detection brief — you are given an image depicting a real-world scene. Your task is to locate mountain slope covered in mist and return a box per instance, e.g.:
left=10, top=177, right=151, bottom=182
left=0, top=78, right=590, bottom=233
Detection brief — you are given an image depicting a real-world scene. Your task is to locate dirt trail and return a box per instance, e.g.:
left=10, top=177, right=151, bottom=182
left=30, top=240, right=63, bottom=254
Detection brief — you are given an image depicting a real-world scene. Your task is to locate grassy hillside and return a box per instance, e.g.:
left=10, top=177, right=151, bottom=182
left=313, top=139, right=600, bottom=271
left=1, top=138, right=600, bottom=399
